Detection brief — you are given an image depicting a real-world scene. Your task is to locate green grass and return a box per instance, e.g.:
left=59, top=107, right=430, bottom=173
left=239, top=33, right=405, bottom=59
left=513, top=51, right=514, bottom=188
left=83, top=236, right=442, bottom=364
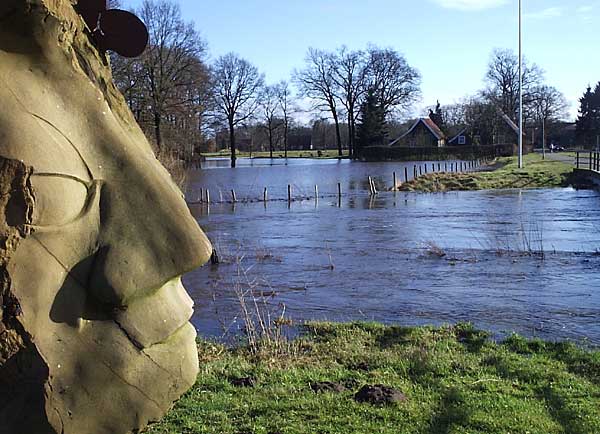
left=399, top=154, right=575, bottom=192
left=200, top=150, right=348, bottom=159
left=144, top=322, right=600, bottom=434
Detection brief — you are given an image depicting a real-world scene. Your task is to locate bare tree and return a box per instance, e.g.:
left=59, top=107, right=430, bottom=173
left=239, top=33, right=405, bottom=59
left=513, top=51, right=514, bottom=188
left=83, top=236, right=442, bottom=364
left=295, top=48, right=344, bottom=156
left=111, top=0, right=209, bottom=155
left=441, top=102, right=468, bottom=129
left=111, top=54, right=147, bottom=120
left=211, top=53, right=264, bottom=168
left=275, top=81, right=295, bottom=158
left=462, top=96, right=502, bottom=145
left=138, top=0, right=208, bottom=152
left=330, top=46, right=368, bottom=159
left=258, top=85, right=283, bottom=158
left=531, top=85, right=569, bottom=157
left=484, top=48, right=543, bottom=123
left=365, top=46, right=421, bottom=118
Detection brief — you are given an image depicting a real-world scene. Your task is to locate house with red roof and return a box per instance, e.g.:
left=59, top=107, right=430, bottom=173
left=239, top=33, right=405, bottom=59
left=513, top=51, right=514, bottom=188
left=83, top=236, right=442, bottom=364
left=390, top=118, right=447, bottom=148
left=390, top=108, right=530, bottom=155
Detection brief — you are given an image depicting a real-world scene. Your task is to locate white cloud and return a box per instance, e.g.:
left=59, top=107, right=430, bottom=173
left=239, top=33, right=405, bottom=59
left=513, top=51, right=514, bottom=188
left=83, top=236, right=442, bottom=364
left=577, top=5, right=594, bottom=21
left=525, top=7, right=563, bottom=20
left=430, top=0, right=508, bottom=11
left=577, top=5, right=594, bottom=14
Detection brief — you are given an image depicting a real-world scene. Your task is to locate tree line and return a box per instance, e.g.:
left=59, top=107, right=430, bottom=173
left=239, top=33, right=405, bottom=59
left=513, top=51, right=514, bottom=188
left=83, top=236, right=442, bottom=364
left=111, top=0, right=580, bottom=169
left=109, top=0, right=422, bottom=167
left=416, top=49, right=569, bottom=152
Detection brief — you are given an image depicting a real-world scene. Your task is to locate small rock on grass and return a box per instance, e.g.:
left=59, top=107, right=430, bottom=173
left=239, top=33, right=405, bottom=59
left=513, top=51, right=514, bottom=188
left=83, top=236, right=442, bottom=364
left=354, top=385, right=407, bottom=405
left=350, top=361, right=371, bottom=371
left=230, top=376, right=257, bottom=388
left=310, top=381, right=347, bottom=393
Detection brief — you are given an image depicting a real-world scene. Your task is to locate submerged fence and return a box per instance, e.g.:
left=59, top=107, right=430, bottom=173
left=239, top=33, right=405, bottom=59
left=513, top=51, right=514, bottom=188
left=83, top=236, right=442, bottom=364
left=189, top=158, right=491, bottom=206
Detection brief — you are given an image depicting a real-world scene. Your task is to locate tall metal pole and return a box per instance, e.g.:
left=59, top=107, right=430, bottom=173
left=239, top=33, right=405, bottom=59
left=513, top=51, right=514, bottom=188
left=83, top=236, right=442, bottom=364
left=542, top=119, right=546, bottom=160
left=518, top=0, right=524, bottom=168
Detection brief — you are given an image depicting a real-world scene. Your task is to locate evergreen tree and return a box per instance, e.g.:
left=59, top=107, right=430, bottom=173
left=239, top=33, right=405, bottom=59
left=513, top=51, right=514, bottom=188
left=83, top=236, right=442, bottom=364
left=356, top=88, right=387, bottom=156
left=576, top=83, right=600, bottom=148
left=429, top=100, right=445, bottom=130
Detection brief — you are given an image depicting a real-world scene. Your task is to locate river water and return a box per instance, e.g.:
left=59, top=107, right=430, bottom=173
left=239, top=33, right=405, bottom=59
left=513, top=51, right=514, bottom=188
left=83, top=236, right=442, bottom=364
left=183, top=158, right=600, bottom=345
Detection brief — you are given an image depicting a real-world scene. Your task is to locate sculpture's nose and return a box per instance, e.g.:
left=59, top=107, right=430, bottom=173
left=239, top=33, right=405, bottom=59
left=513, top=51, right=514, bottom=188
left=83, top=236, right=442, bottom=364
left=88, top=154, right=212, bottom=307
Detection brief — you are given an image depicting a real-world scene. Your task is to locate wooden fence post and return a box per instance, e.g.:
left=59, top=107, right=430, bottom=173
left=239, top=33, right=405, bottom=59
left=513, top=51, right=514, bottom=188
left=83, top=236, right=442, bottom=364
left=369, top=177, right=378, bottom=195
left=263, top=187, right=268, bottom=202
left=405, top=167, right=408, bottom=183
left=288, top=184, right=292, bottom=202
left=393, top=172, right=397, bottom=191
left=205, top=189, right=210, bottom=204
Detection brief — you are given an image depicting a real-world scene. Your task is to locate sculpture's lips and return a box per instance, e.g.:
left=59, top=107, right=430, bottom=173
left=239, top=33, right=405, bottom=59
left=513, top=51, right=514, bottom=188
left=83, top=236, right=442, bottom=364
left=114, top=278, right=194, bottom=349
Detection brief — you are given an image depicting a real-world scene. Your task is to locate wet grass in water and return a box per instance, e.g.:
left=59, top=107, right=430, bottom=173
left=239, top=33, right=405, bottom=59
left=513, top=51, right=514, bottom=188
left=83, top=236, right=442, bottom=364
left=144, top=322, right=600, bottom=434
left=399, top=154, right=574, bottom=192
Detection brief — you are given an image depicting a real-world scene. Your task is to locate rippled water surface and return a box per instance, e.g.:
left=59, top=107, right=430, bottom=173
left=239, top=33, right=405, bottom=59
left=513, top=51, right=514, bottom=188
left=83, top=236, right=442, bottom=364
left=183, top=158, right=600, bottom=344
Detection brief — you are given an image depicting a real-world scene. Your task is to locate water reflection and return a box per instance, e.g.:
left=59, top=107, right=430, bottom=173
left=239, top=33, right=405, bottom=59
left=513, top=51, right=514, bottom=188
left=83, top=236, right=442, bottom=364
left=187, top=157, right=473, bottom=203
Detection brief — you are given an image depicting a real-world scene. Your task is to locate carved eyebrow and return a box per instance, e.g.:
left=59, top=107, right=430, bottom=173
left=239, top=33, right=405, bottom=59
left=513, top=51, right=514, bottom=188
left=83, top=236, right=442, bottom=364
left=31, top=114, right=94, bottom=181
left=0, top=75, right=94, bottom=181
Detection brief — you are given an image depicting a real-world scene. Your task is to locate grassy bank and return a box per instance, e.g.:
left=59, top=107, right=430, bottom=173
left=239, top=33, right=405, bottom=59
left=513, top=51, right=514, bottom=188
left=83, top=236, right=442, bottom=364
left=145, top=322, right=600, bottom=434
left=201, top=150, right=348, bottom=159
left=399, top=154, right=574, bottom=192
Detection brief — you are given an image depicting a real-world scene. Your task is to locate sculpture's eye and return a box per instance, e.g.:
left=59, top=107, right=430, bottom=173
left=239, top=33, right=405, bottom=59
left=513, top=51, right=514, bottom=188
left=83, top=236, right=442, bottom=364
left=30, top=174, right=91, bottom=227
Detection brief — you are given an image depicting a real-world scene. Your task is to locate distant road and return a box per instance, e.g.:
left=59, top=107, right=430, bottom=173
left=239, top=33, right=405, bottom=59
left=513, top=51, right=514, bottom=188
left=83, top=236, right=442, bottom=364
left=544, top=152, right=576, bottom=166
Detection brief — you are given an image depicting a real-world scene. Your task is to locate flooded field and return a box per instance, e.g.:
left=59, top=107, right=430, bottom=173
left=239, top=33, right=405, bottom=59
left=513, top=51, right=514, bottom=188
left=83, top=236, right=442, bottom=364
left=184, top=158, right=600, bottom=345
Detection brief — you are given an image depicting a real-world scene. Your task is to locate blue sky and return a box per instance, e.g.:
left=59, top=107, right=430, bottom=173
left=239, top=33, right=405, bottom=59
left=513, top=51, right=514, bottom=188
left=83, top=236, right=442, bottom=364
left=123, top=0, right=600, bottom=121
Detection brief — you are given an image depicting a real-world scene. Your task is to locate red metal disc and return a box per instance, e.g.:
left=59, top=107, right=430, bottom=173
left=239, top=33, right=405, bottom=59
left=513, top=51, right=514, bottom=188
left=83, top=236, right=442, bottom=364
left=95, top=10, right=149, bottom=58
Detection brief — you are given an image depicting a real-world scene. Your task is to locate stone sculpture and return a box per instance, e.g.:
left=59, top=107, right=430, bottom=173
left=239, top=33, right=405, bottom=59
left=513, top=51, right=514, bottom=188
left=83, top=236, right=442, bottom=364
left=0, top=1, right=212, bottom=433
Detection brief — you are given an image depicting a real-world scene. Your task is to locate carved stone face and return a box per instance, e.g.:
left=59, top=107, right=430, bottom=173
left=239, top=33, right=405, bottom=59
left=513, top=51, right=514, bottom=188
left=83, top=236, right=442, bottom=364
left=0, top=1, right=211, bottom=433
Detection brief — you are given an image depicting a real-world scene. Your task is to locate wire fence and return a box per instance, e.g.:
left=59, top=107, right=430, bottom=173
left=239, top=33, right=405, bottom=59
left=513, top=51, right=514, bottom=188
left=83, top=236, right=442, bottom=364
left=187, top=158, right=490, bottom=205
